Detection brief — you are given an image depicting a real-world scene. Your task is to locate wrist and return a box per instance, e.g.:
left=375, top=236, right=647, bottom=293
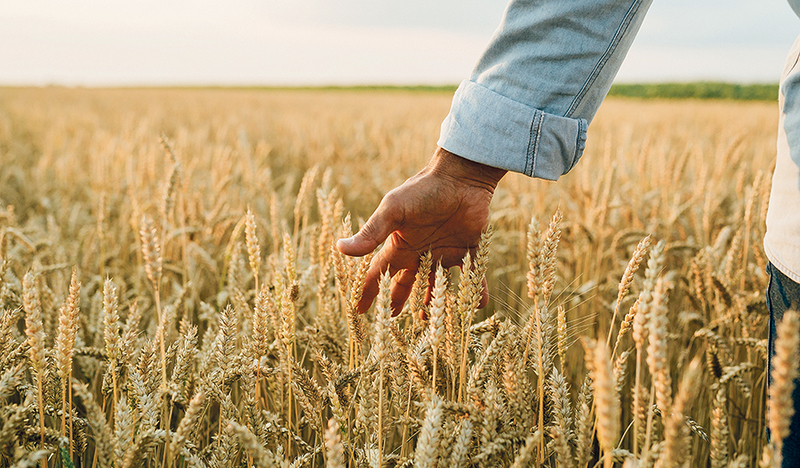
left=427, top=147, right=507, bottom=191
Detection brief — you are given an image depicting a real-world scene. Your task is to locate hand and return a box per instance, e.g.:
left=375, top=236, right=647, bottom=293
left=336, top=147, right=506, bottom=315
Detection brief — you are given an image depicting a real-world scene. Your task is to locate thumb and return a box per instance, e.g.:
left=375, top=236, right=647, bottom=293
left=337, top=194, right=401, bottom=257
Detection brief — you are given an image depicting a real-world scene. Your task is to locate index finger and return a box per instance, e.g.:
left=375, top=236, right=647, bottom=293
left=356, top=233, right=418, bottom=314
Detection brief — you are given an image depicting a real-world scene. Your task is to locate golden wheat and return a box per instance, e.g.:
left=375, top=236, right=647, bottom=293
left=0, top=87, right=778, bottom=467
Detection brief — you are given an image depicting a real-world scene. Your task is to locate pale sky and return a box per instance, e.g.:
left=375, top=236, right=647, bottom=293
left=1, top=0, right=798, bottom=86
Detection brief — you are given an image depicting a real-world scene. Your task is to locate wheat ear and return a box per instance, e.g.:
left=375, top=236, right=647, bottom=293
left=592, top=340, right=620, bottom=468
left=373, top=270, right=393, bottom=466
left=767, top=309, right=800, bottom=467
left=557, top=304, right=567, bottom=371
left=607, top=235, right=651, bottom=352
left=655, top=358, right=702, bottom=468
left=228, top=420, right=278, bottom=468
left=647, top=278, right=673, bottom=417
left=632, top=239, right=664, bottom=457
left=510, top=432, right=541, bottom=468
left=55, top=268, right=80, bottom=456
left=23, top=271, right=47, bottom=462
left=170, top=391, right=205, bottom=458
left=429, top=264, right=447, bottom=394
left=710, top=386, right=729, bottom=468
left=245, top=207, right=262, bottom=292
left=139, top=215, right=167, bottom=390
left=414, top=396, right=444, bottom=468
left=103, top=278, right=121, bottom=421
left=324, top=418, right=345, bottom=468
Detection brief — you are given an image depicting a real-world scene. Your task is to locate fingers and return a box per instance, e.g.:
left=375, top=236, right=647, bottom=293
left=356, top=245, right=390, bottom=314
left=356, top=235, right=414, bottom=314
left=423, top=267, right=436, bottom=305
left=357, top=265, right=415, bottom=317
left=420, top=267, right=436, bottom=320
left=356, top=252, right=490, bottom=316
left=356, top=266, right=382, bottom=315
left=337, top=192, right=401, bottom=257
left=479, top=276, right=489, bottom=309
left=390, top=269, right=418, bottom=316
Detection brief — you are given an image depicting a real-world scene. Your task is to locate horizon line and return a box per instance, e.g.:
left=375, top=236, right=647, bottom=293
left=0, top=80, right=781, bottom=90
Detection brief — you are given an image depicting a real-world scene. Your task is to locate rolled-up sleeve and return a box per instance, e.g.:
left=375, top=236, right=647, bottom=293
left=438, top=0, right=652, bottom=180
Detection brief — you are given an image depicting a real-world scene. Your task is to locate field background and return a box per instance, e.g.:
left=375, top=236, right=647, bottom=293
left=0, top=87, right=779, bottom=467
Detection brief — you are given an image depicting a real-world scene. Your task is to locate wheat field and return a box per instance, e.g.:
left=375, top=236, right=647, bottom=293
left=0, top=87, right=787, bottom=467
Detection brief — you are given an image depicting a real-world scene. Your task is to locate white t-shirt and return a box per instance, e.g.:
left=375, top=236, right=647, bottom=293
left=765, top=33, right=800, bottom=283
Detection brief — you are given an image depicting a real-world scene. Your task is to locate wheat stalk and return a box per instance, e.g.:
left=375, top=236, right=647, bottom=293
left=170, top=391, right=205, bottom=458
left=607, top=235, right=651, bottom=352
left=55, top=268, right=80, bottom=456
left=414, top=396, right=444, bottom=468
left=710, top=386, right=729, bottom=468
left=139, top=215, right=168, bottom=392
left=655, top=358, right=701, bottom=468
left=23, top=271, right=47, bottom=461
left=324, top=417, right=345, bottom=468
left=103, top=278, right=121, bottom=421
left=429, top=264, right=447, bottom=394
left=592, top=340, right=620, bottom=468
left=766, top=309, right=800, bottom=467
left=245, top=208, right=262, bottom=292
left=373, top=270, right=393, bottom=466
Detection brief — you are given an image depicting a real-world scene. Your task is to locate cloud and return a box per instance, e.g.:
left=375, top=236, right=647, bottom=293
left=0, top=18, right=489, bottom=85
left=0, top=0, right=798, bottom=85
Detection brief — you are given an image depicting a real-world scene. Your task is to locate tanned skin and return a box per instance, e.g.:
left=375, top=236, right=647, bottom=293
left=337, top=147, right=506, bottom=316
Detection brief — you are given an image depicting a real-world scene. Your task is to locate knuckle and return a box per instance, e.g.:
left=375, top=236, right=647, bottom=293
left=359, top=220, right=380, bottom=242
left=381, top=189, right=402, bottom=212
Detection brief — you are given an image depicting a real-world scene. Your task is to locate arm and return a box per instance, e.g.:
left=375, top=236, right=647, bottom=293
left=440, top=0, right=653, bottom=179
left=339, top=0, right=653, bottom=314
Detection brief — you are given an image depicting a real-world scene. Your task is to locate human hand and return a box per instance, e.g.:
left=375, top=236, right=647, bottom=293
left=336, top=147, right=506, bottom=315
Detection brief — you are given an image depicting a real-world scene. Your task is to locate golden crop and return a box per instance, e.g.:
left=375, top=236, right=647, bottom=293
left=0, top=87, right=786, bottom=467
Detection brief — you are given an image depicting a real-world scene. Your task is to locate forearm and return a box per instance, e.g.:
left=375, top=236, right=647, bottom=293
left=426, top=147, right=507, bottom=192
left=439, top=0, right=653, bottom=180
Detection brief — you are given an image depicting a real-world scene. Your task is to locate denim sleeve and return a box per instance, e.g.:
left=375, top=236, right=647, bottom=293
left=438, top=0, right=653, bottom=180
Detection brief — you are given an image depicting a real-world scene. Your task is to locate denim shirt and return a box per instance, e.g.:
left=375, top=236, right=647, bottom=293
left=438, top=0, right=800, bottom=179
left=437, top=0, right=653, bottom=180
left=438, top=0, right=800, bottom=281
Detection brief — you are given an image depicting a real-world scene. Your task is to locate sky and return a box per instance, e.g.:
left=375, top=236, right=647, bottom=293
left=1, top=0, right=798, bottom=86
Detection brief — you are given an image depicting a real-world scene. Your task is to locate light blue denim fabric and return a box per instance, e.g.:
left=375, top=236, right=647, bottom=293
left=438, top=0, right=653, bottom=180
left=780, top=45, right=800, bottom=196
left=789, top=0, right=800, bottom=17
left=440, top=2, right=800, bottom=467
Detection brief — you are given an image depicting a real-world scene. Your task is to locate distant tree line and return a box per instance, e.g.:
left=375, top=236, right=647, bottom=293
left=185, top=82, right=780, bottom=101
left=607, top=82, right=779, bottom=101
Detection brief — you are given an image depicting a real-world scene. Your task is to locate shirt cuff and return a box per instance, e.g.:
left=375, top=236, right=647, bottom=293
left=437, top=80, right=588, bottom=181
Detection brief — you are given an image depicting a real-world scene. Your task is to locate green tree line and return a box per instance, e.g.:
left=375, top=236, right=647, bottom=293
left=607, top=82, right=779, bottom=101
left=145, top=82, right=780, bottom=101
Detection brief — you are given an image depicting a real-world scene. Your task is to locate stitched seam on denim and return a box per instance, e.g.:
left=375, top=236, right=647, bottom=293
left=570, top=118, right=587, bottom=170
left=528, top=110, right=543, bottom=176
left=524, top=111, right=536, bottom=175
left=565, top=0, right=643, bottom=118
